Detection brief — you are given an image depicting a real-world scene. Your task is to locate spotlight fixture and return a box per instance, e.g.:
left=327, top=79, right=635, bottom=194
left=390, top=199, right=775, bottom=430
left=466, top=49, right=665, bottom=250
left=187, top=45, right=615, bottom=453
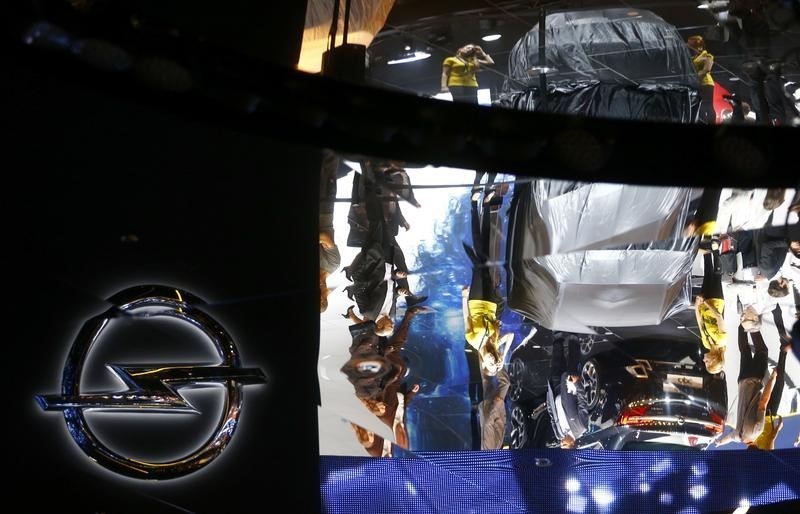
left=480, top=18, right=502, bottom=42
left=697, top=1, right=729, bottom=10
left=387, top=51, right=431, bottom=65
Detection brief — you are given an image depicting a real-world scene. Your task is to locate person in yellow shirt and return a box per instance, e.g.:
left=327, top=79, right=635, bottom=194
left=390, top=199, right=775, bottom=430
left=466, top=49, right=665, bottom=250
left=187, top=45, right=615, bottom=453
left=441, top=44, right=494, bottom=103
left=462, top=286, right=512, bottom=376
left=696, top=252, right=727, bottom=374
left=688, top=35, right=716, bottom=124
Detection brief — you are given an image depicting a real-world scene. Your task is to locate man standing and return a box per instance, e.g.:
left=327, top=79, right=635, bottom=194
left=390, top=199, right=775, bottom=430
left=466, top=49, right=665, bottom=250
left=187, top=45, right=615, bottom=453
left=547, top=335, right=590, bottom=448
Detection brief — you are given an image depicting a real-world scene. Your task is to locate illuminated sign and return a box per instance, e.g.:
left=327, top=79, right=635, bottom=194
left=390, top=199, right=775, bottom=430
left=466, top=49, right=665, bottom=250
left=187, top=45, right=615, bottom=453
left=36, top=285, right=267, bottom=479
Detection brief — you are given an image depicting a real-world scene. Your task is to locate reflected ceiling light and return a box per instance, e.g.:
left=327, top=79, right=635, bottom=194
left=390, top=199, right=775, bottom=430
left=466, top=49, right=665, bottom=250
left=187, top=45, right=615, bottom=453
left=482, top=34, right=502, bottom=42
left=697, top=1, right=729, bottom=9
left=733, top=499, right=750, bottom=514
left=591, top=488, right=614, bottom=507
left=387, top=51, right=431, bottom=65
left=690, top=485, right=708, bottom=499
left=565, top=477, right=580, bottom=493
left=566, top=495, right=587, bottom=514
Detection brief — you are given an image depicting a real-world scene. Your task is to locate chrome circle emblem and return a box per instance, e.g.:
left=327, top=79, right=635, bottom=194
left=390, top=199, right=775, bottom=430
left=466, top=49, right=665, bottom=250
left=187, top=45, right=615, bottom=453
left=35, top=285, right=268, bottom=480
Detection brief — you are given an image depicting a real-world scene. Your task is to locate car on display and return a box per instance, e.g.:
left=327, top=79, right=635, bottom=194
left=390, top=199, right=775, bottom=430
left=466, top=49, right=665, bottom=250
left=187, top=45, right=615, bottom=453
left=498, top=8, right=700, bottom=122
left=508, top=325, right=728, bottom=450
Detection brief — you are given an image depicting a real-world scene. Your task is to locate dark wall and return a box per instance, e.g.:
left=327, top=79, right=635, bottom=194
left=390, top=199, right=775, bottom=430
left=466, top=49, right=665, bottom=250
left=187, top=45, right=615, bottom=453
left=6, top=36, right=321, bottom=512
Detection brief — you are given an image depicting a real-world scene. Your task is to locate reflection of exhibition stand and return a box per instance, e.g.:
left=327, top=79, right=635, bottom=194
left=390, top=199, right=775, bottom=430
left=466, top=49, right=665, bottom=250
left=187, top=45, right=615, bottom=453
left=498, top=8, right=701, bottom=121
left=321, top=0, right=366, bottom=83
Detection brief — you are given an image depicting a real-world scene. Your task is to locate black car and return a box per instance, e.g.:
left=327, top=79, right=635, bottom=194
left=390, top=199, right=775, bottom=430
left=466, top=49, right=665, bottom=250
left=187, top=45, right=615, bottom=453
left=508, top=323, right=728, bottom=450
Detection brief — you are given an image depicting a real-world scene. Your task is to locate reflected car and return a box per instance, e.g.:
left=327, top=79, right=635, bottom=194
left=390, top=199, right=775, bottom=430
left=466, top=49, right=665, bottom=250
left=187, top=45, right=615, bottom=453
left=498, top=8, right=700, bottom=122
left=505, top=179, right=698, bottom=333
left=508, top=335, right=727, bottom=450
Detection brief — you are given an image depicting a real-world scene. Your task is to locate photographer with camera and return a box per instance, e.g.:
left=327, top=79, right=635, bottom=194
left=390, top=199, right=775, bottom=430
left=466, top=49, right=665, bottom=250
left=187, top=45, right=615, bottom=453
left=440, top=44, right=494, bottom=103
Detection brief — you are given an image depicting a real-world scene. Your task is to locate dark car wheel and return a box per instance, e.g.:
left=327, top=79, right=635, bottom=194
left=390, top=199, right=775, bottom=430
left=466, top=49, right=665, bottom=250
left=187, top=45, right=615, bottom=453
left=580, top=336, right=595, bottom=355
left=509, top=427, right=524, bottom=449
left=581, top=359, right=601, bottom=410
left=509, top=405, right=528, bottom=448
left=507, top=358, right=526, bottom=402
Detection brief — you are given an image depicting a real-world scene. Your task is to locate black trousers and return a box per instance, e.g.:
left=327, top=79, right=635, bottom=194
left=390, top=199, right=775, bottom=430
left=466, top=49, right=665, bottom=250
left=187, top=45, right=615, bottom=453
left=549, top=336, right=581, bottom=392
left=767, top=304, right=790, bottom=414
left=701, top=252, right=724, bottom=300
left=450, top=85, right=478, bottom=104
left=737, top=325, right=769, bottom=382
left=694, top=188, right=722, bottom=231
left=699, top=84, right=716, bottom=124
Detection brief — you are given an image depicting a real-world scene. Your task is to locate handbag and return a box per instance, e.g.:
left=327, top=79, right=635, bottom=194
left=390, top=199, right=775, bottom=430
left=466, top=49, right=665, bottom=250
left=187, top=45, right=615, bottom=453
left=718, top=234, right=738, bottom=275
left=719, top=234, right=736, bottom=254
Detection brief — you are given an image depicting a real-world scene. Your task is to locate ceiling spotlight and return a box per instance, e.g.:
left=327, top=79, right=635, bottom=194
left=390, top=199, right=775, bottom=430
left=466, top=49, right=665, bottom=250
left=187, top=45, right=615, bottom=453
left=387, top=51, right=431, bottom=65
left=482, top=34, right=502, bottom=42
left=697, top=0, right=729, bottom=9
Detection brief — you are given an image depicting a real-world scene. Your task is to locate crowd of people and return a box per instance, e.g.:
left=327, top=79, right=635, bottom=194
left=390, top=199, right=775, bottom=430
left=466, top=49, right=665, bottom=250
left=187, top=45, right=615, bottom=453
left=320, top=150, right=800, bottom=454
left=321, top=152, right=431, bottom=456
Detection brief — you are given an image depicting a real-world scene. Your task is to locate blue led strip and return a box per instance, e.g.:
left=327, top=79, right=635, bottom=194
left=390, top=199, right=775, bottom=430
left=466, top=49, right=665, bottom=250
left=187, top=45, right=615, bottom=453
left=321, top=449, right=800, bottom=514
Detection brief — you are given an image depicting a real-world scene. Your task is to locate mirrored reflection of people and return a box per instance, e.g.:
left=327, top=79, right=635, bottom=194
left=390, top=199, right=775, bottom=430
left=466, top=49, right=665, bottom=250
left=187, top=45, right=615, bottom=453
left=737, top=218, right=791, bottom=285
left=546, top=335, right=589, bottom=449
left=684, top=188, right=722, bottom=237
left=753, top=304, right=792, bottom=449
left=341, top=307, right=430, bottom=457
left=687, top=35, right=716, bottom=124
left=461, top=285, right=512, bottom=378
left=462, top=174, right=509, bottom=378
left=441, top=44, right=494, bottom=104
left=729, top=0, right=772, bottom=59
left=320, top=150, right=341, bottom=313
left=696, top=251, right=728, bottom=374
left=478, top=367, right=511, bottom=450
left=343, top=159, right=426, bottom=335
left=462, top=175, right=512, bottom=449
left=742, top=59, right=800, bottom=125
left=716, top=188, right=791, bottom=235
left=716, top=313, right=778, bottom=447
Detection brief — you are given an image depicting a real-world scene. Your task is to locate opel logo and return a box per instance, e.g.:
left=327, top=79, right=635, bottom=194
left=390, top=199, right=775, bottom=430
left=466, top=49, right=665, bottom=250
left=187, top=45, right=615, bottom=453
left=36, top=285, right=268, bottom=480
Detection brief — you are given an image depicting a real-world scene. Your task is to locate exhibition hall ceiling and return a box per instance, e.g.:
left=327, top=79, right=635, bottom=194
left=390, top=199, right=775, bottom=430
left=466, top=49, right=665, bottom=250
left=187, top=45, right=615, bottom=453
left=366, top=0, right=800, bottom=96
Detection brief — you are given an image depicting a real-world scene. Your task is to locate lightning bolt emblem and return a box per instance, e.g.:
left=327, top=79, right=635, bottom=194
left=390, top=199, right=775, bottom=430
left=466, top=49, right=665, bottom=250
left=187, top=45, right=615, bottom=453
left=36, top=364, right=267, bottom=412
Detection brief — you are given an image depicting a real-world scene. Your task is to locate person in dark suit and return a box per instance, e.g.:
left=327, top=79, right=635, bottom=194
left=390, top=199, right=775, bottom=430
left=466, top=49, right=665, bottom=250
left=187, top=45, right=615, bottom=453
left=342, top=160, right=426, bottom=334
left=738, top=218, right=790, bottom=282
left=547, top=335, right=590, bottom=448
